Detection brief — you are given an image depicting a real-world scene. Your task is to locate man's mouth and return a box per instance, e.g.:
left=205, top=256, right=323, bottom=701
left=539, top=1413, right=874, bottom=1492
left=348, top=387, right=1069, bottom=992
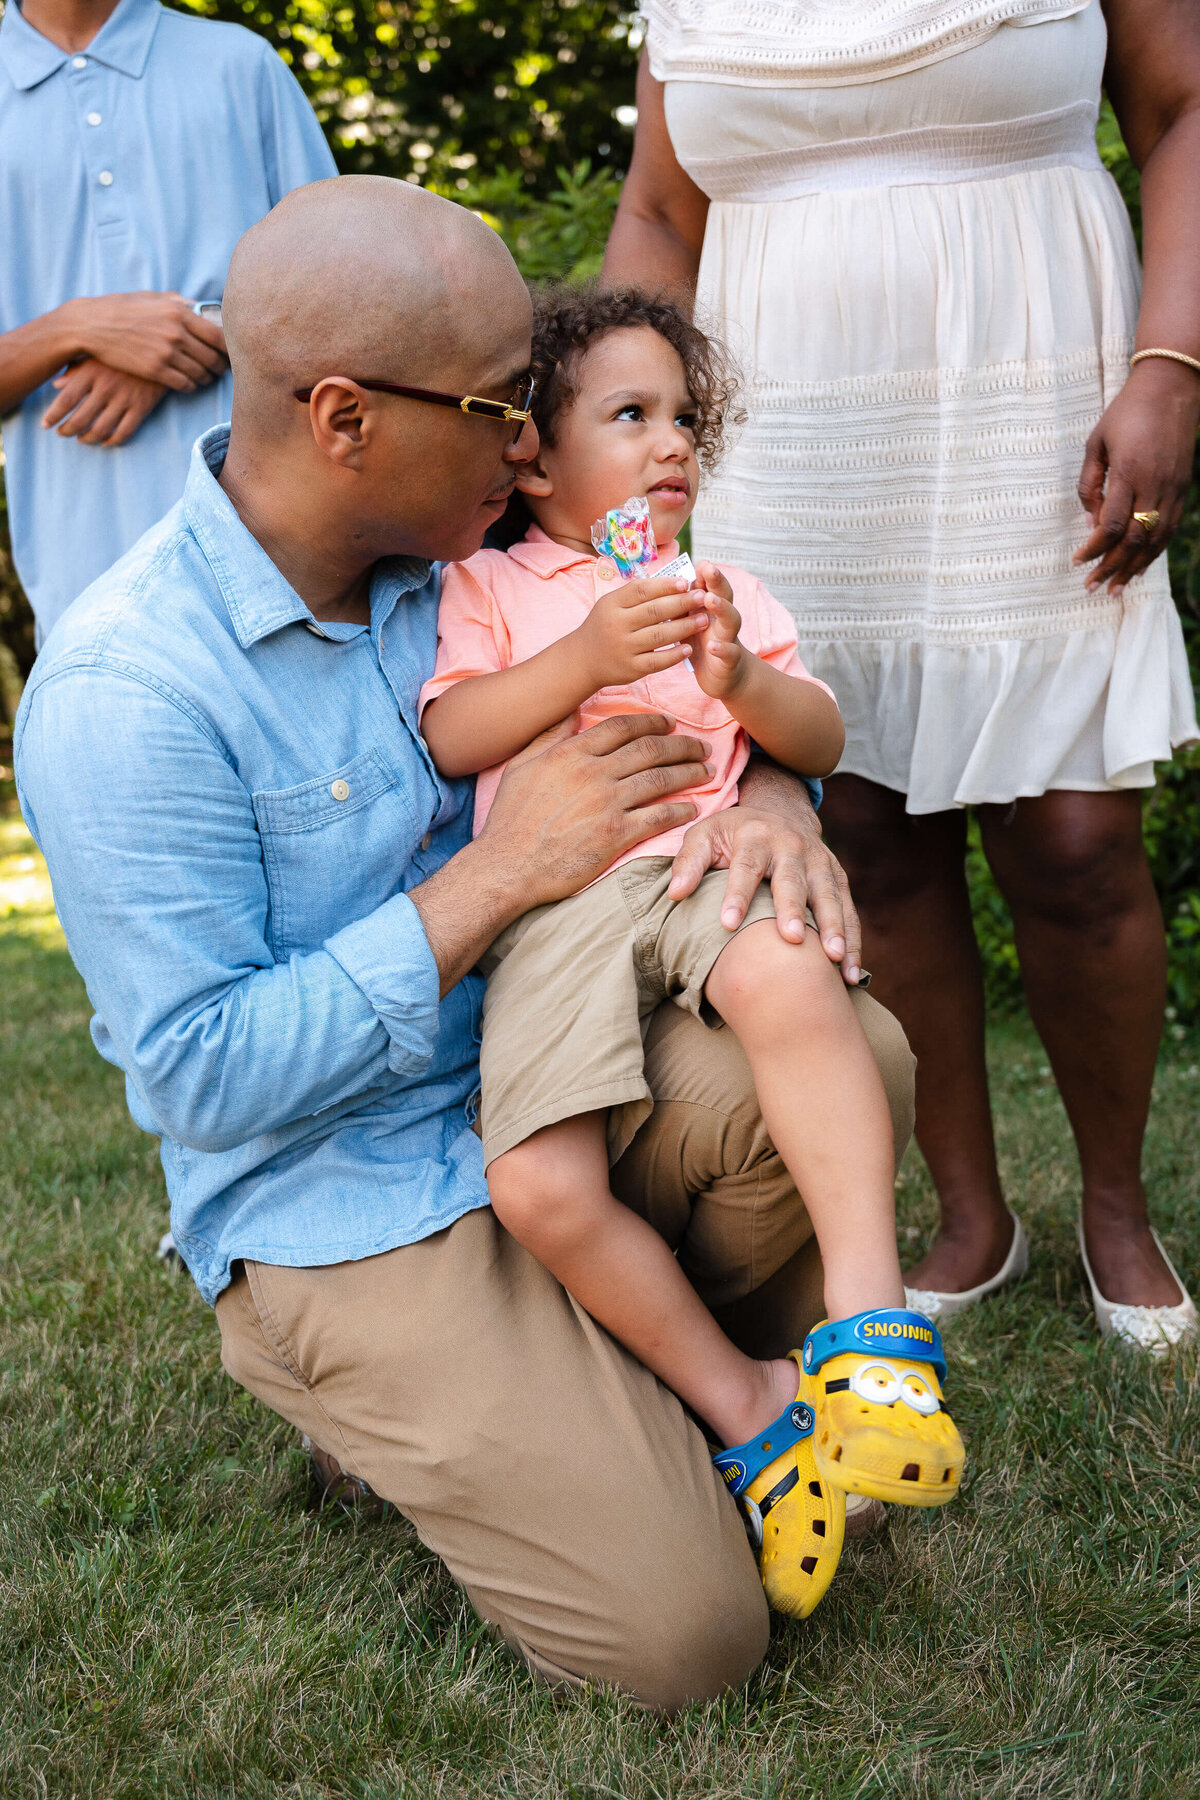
left=484, top=481, right=516, bottom=509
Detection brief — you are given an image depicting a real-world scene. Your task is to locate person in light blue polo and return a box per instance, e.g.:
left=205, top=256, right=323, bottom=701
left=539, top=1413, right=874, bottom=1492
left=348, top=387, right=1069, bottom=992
left=0, top=0, right=335, bottom=641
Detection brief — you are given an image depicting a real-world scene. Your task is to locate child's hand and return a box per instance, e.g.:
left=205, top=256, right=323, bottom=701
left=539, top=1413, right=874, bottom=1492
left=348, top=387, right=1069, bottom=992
left=687, top=565, right=748, bottom=700
left=575, top=570, right=709, bottom=690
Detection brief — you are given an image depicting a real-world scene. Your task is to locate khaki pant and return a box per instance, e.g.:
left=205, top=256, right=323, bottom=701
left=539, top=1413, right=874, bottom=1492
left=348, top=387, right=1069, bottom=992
left=217, top=994, right=915, bottom=1711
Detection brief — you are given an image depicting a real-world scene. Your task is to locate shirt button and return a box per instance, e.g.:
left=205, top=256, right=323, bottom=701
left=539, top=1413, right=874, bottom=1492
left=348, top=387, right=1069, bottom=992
left=87, top=111, right=102, bottom=126
left=71, top=54, right=87, bottom=68
left=98, top=170, right=114, bottom=187
left=421, top=833, right=431, bottom=851
left=597, top=559, right=617, bottom=581
left=330, top=779, right=350, bottom=802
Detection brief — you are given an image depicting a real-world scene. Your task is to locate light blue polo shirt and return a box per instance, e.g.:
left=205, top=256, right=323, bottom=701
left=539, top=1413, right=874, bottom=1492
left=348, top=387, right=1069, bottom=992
left=0, top=0, right=336, bottom=638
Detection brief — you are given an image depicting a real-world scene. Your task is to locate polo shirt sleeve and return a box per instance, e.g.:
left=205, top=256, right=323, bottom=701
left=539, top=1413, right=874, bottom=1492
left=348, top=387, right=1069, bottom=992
left=417, top=559, right=511, bottom=720
left=255, top=41, right=339, bottom=201
left=15, top=664, right=441, bottom=1157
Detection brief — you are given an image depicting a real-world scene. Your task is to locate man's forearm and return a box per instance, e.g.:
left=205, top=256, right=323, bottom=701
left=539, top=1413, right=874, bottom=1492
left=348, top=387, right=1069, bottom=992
left=0, top=307, right=83, bottom=416
left=739, top=756, right=822, bottom=825
left=408, top=836, right=527, bottom=996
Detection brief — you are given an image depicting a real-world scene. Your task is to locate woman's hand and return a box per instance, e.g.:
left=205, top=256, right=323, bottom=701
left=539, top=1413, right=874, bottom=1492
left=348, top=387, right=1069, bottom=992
left=1074, top=357, right=1200, bottom=593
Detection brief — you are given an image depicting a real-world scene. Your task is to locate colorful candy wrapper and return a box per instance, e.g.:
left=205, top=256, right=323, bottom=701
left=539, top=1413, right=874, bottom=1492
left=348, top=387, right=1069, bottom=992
left=591, top=495, right=657, bottom=576
left=591, top=495, right=696, bottom=583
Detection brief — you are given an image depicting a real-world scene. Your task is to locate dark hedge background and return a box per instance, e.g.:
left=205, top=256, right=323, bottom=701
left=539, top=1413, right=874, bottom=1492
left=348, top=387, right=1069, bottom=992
left=0, top=5, right=1196, bottom=1013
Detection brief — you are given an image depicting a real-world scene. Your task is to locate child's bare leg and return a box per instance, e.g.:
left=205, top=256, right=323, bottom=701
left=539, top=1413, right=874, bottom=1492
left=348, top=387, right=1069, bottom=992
left=704, top=921, right=905, bottom=1321
left=487, top=1113, right=796, bottom=1447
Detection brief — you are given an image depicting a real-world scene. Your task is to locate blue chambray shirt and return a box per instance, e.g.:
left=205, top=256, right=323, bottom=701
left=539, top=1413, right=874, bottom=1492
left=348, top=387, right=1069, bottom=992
left=0, top=0, right=335, bottom=639
left=15, top=427, right=490, bottom=1304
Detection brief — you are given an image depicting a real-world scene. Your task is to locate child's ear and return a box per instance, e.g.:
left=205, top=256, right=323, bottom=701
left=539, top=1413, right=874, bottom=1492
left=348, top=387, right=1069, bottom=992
left=515, top=455, right=554, bottom=499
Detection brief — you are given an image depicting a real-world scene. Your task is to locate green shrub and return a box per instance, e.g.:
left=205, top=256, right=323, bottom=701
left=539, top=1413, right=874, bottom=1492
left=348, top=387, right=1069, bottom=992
left=435, top=159, right=622, bottom=284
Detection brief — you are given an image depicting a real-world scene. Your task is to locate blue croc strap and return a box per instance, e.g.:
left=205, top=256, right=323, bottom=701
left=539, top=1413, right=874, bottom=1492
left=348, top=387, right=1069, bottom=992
left=802, top=1309, right=947, bottom=1383
left=711, top=1399, right=815, bottom=1498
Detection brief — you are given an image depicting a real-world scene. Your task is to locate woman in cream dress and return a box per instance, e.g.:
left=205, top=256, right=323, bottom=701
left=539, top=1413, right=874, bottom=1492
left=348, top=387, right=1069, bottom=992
left=604, top=0, right=1200, bottom=1341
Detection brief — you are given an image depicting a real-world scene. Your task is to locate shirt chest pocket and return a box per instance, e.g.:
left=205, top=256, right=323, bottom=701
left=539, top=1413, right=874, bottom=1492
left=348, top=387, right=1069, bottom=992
left=253, top=749, right=421, bottom=962
left=641, top=661, right=734, bottom=731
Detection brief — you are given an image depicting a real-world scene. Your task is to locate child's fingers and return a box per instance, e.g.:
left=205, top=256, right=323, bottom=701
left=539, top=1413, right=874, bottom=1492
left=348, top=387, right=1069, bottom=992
left=639, top=644, right=695, bottom=674
left=701, top=594, right=742, bottom=641
left=693, top=562, right=734, bottom=601
left=619, top=574, right=693, bottom=610
left=624, top=592, right=705, bottom=633
left=631, top=613, right=707, bottom=654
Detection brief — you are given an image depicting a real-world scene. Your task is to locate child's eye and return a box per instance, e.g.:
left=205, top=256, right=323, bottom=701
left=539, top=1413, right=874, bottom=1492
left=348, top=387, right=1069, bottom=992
left=675, top=412, right=698, bottom=434
left=614, top=403, right=644, bottom=422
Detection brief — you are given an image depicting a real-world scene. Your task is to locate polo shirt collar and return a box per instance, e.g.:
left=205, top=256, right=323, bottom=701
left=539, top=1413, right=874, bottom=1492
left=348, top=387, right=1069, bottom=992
left=184, top=426, right=431, bottom=648
left=506, top=522, right=681, bottom=578
left=0, top=0, right=161, bottom=91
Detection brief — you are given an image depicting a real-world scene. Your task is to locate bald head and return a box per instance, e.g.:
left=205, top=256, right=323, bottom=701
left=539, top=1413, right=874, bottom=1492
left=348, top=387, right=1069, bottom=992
left=223, top=176, right=528, bottom=437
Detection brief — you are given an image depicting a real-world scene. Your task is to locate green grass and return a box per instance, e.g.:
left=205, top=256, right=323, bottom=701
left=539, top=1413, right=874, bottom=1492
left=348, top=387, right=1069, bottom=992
left=1, top=757, right=1198, bottom=1800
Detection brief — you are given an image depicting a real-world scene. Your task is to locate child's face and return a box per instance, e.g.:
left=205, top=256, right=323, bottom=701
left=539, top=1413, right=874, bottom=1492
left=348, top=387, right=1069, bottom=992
left=516, top=325, right=701, bottom=553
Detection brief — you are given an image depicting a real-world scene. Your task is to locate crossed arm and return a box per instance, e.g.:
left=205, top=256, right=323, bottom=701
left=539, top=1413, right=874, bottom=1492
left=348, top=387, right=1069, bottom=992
left=0, top=291, right=227, bottom=445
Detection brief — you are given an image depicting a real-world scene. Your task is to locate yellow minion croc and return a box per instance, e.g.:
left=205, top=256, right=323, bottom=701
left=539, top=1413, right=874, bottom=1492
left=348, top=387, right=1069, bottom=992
left=799, top=1309, right=965, bottom=1508
left=712, top=1360, right=845, bottom=1618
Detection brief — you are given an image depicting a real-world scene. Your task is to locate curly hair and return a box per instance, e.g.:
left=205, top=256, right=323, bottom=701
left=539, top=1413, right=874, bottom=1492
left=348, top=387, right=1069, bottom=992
left=528, top=285, right=745, bottom=472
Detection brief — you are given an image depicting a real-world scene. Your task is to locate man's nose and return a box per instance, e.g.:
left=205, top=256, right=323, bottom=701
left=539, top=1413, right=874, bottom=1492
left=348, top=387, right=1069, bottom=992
left=504, top=414, right=540, bottom=462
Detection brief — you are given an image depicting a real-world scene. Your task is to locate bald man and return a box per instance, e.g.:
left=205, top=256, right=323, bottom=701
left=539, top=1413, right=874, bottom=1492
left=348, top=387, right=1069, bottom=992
left=15, top=177, right=914, bottom=1710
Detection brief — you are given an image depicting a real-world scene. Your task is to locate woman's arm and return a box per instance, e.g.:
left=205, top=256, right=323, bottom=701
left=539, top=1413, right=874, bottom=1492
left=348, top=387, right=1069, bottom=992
left=1074, top=0, right=1200, bottom=591
left=601, top=51, right=710, bottom=300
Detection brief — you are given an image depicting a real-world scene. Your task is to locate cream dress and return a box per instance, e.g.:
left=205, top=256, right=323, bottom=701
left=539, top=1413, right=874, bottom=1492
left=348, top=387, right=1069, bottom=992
left=646, top=0, right=1198, bottom=811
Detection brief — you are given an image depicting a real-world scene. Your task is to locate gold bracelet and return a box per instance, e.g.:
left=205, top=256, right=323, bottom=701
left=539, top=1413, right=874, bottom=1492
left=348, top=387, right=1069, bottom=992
left=1130, top=347, right=1200, bottom=376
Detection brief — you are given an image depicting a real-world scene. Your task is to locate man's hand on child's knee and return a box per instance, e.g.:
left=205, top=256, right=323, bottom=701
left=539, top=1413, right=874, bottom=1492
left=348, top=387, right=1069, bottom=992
left=669, top=788, right=864, bottom=985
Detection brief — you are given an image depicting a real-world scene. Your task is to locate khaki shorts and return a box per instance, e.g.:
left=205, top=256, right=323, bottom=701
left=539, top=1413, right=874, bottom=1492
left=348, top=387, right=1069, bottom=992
left=479, top=855, right=781, bottom=1167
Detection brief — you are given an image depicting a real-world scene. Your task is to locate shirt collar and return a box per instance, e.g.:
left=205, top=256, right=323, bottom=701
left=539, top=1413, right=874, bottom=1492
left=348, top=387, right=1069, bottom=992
left=184, top=427, right=431, bottom=648
left=0, top=0, right=161, bottom=91
left=505, top=522, right=680, bottom=579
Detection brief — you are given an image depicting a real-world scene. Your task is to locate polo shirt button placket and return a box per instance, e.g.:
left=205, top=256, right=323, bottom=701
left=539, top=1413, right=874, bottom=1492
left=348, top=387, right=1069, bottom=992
left=71, top=57, right=121, bottom=227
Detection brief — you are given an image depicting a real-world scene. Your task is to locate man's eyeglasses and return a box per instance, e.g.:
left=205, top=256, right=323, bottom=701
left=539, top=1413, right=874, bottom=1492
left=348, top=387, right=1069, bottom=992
left=293, top=374, right=535, bottom=443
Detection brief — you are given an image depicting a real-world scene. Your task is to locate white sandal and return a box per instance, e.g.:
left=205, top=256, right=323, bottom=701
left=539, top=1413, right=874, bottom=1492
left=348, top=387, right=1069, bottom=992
left=904, top=1210, right=1029, bottom=1322
left=1078, top=1221, right=1198, bottom=1356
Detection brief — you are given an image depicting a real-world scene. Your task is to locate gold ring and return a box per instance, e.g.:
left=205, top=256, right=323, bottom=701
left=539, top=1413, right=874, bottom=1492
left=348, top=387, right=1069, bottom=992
left=1133, top=509, right=1161, bottom=533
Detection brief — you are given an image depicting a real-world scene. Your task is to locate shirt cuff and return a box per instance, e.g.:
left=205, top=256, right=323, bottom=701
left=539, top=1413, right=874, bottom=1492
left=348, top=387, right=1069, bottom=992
left=325, top=891, right=441, bottom=1077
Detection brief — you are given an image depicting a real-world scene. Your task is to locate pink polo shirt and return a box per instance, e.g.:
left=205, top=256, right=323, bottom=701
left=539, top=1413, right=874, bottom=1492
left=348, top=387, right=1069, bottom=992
left=419, top=526, right=837, bottom=875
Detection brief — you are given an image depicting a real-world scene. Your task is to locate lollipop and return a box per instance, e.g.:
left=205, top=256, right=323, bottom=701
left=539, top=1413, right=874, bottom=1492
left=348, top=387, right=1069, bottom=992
left=590, top=496, right=657, bottom=578
left=591, top=495, right=696, bottom=583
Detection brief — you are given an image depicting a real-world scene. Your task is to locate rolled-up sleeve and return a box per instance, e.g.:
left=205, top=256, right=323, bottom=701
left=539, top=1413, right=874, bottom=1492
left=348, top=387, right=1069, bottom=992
left=17, top=665, right=442, bottom=1155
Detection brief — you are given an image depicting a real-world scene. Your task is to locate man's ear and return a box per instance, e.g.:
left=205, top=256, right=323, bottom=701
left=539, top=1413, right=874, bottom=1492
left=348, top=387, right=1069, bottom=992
left=306, top=378, right=376, bottom=467
left=515, top=453, right=554, bottom=498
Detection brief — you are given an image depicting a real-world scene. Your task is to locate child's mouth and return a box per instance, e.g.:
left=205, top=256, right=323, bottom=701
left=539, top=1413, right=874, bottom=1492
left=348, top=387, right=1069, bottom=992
left=649, top=480, right=690, bottom=506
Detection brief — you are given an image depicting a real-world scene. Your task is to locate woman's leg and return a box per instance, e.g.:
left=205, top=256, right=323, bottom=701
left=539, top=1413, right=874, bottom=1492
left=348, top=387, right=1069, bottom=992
left=979, top=789, right=1180, bottom=1306
left=821, top=773, right=1014, bottom=1292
